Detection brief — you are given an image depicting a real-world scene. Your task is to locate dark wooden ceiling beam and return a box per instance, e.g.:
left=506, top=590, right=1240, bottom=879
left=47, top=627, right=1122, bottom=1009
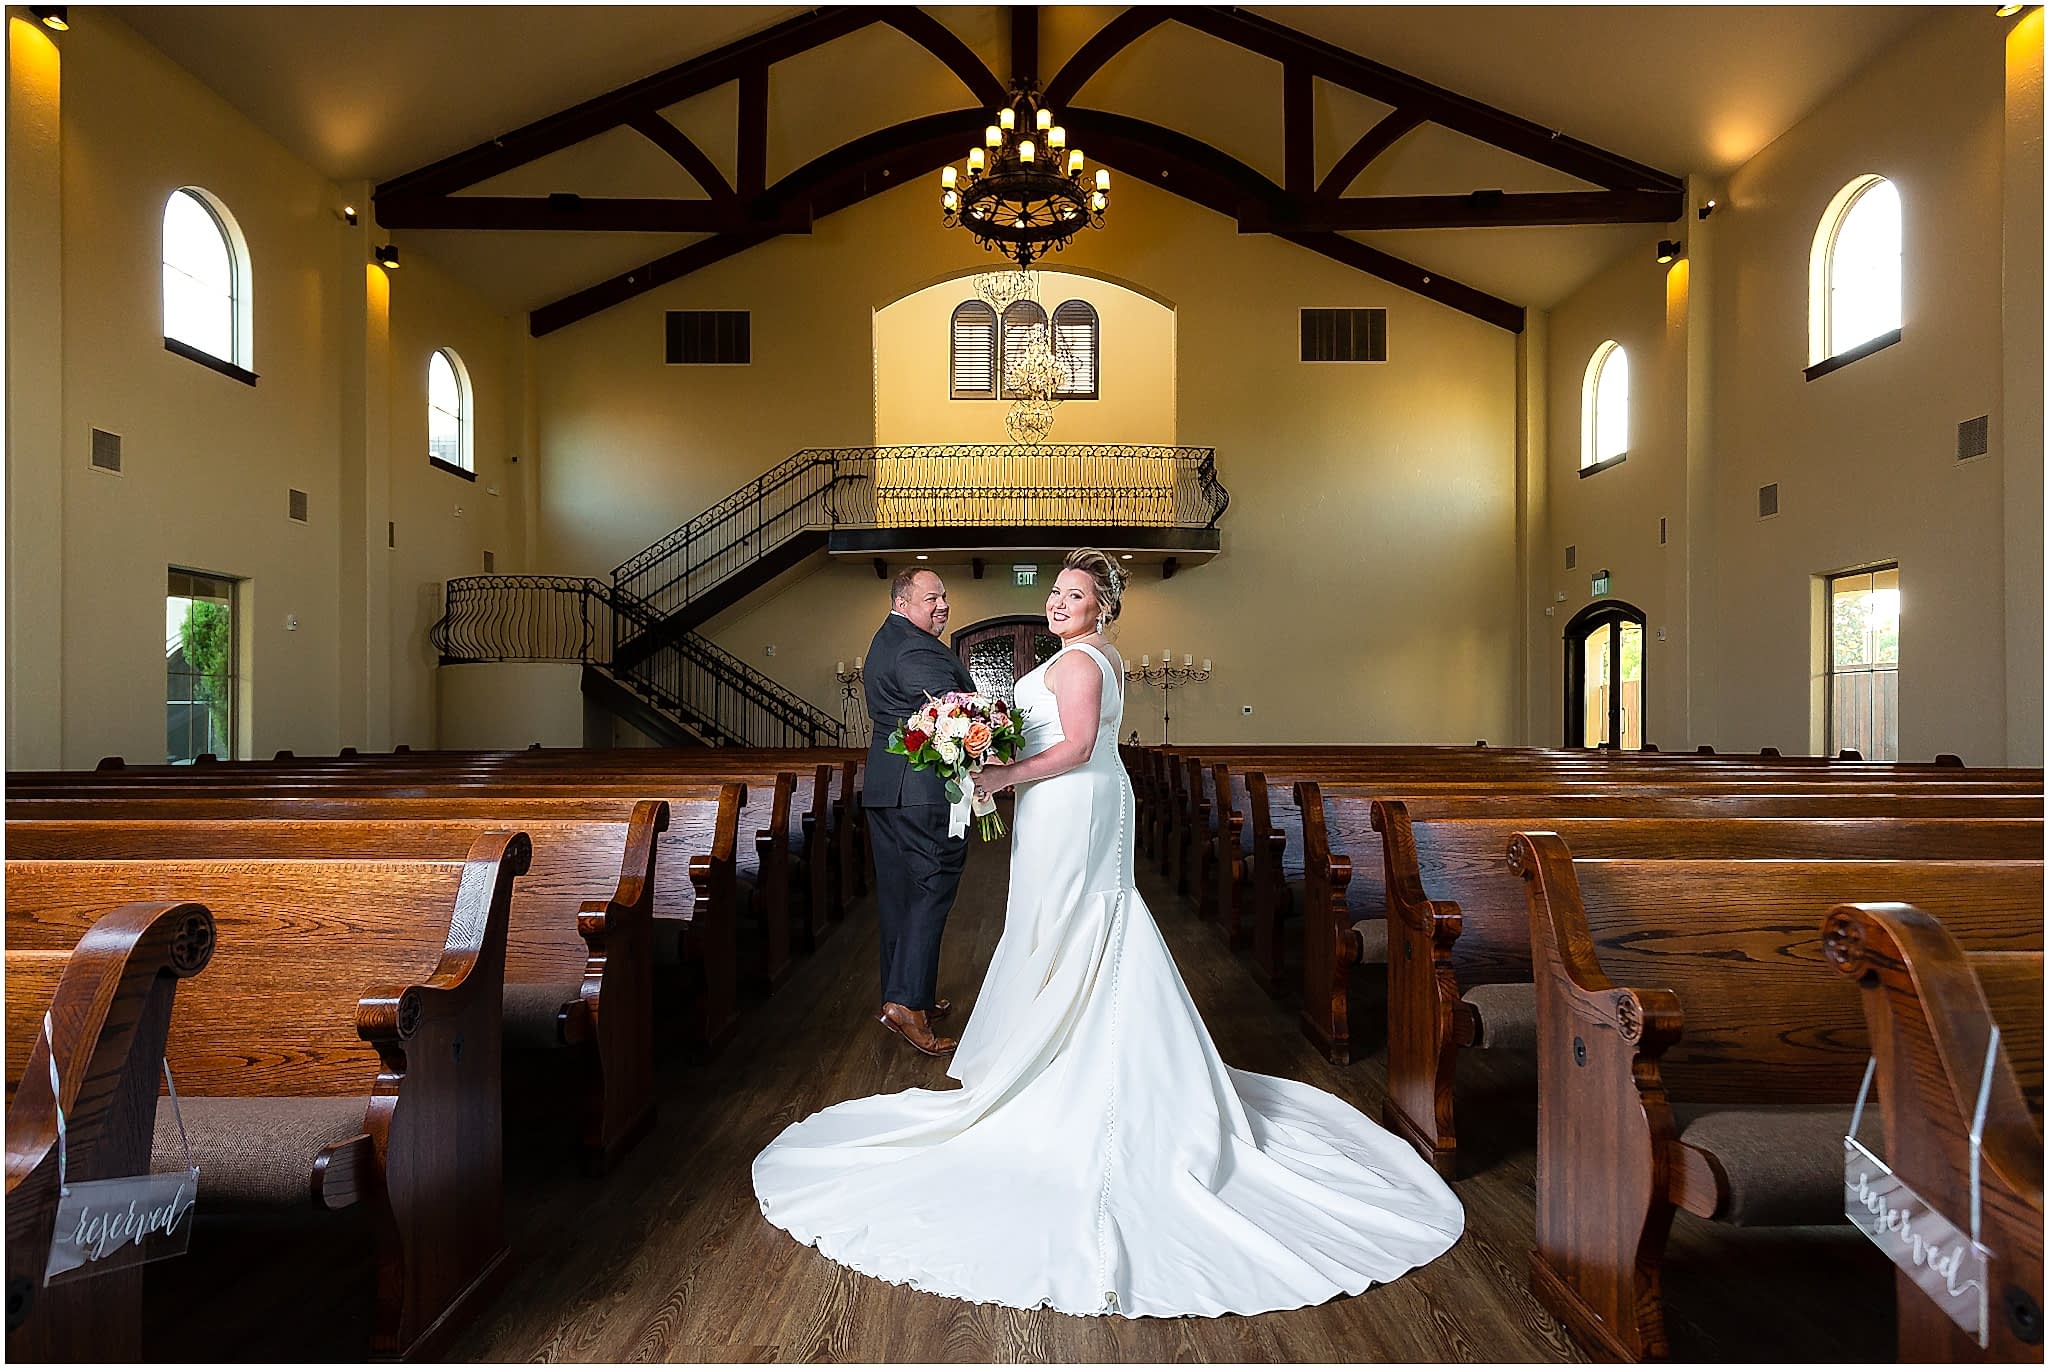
left=738, top=67, right=769, bottom=202
left=1241, top=188, right=1684, bottom=233
left=1042, top=8, right=1169, bottom=107
left=1283, top=65, right=1313, bottom=196
left=1317, top=108, right=1424, bottom=197
left=375, top=7, right=877, bottom=203
left=1171, top=6, right=1682, bottom=193
left=1280, top=231, right=1523, bottom=333
left=532, top=231, right=777, bottom=337
left=375, top=195, right=812, bottom=234
left=1010, top=7, right=1039, bottom=89
left=883, top=8, right=1007, bottom=107
left=628, top=115, right=735, bottom=201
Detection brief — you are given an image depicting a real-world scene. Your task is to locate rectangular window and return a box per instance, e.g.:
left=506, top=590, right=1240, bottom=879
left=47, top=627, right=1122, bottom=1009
left=166, top=569, right=239, bottom=763
left=1827, top=565, right=1899, bottom=761
left=1300, top=308, right=1388, bottom=363
left=665, top=310, right=751, bottom=364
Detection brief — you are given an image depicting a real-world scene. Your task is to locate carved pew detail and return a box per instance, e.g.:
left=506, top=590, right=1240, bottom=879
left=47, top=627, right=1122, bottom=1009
left=6, top=902, right=216, bottom=1363
left=1825, top=903, right=2045, bottom=1362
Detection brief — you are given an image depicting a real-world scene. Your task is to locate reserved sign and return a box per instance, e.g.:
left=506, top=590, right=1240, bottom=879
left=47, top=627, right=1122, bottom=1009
left=45, top=1168, right=200, bottom=1284
left=1844, top=1137, right=1990, bottom=1347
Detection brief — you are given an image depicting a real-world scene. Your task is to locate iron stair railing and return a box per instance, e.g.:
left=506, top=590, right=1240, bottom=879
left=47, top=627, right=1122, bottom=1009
left=430, top=575, right=840, bottom=747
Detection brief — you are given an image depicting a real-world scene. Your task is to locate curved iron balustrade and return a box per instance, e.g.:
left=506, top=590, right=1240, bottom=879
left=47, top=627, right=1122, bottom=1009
left=432, top=574, right=840, bottom=748
left=611, top=444, right=1226, bottom=625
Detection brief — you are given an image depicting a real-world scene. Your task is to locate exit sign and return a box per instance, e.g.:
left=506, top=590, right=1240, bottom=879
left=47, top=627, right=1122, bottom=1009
left=1591, top=570, right=1612, bottom=597
left=1014, top=564, right=1038, bottom=587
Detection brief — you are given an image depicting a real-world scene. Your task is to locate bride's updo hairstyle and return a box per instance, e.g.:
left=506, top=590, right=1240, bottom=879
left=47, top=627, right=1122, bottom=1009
left=1064, top=547, right=1125, bottom=630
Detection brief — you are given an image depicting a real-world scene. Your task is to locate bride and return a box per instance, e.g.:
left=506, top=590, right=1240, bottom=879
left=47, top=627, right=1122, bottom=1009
left=752, top=548, right=1463, bottom=1318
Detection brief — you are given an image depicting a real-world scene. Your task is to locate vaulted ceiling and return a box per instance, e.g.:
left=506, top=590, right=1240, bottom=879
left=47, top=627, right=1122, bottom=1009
left=115, top=5, right=1931, bottom=326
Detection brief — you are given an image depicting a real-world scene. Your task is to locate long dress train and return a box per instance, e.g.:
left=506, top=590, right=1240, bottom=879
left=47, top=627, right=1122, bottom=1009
left=752, top=641, right=1463, bottom=1317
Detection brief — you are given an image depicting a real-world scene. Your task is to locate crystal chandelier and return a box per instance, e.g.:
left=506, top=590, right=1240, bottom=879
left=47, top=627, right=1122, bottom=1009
left=973, top=267, right=1039, bottom=313
left=941, top=87, right=1110, bottom=269
left=1005, top=398, right=1058, bottom=445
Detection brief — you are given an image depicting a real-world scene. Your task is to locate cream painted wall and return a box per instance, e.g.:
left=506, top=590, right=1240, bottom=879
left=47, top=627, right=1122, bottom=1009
left=872, top=269, right=1176, bottom=445
left=1541, top=242, right=1690, bottom=748
left=1711, top=7, right=2013, bottom=762
left=538, top=174, right=1523, bottom=744
left=438, top=662, right=584, bottom=749
left=9, top=11, right=525, bottom=766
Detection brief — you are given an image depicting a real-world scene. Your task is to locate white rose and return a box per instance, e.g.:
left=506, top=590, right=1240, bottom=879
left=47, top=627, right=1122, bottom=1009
left=940, top=713, right=971, bottom=741
left=936, top=737, right=961, bottom=766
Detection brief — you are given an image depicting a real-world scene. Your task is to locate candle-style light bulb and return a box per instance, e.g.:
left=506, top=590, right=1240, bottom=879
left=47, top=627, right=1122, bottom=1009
left=999, top=107, right=1015, bottom=132
left=1095, top=168, right=1111, bottom=192
left=1019, top=140, right=1035, bottom=164
left=968, top=147, right=986, bottom=174
left=1091, top=190, right=1107, bottom=212
left=855, top=656, right=863, bottom=670
left=941, top=165, right=957, bottom=189
left=837, top=660, right=846, bottom=675
left=1202, top=658, right=1212, bottom=672
left=1036, top=107, right=1053, bottom=131
left=1184, top=653, right=1193, bottom=667
left=1068, top=148, right=1084, bottom=175
left=1049, top=125, right=1066, bottom=150
left=986, top=125, right=1002, bottom=148
left=1141, top=654, right=1151, bottom=668
left=942, top=189, right=960, bottom=211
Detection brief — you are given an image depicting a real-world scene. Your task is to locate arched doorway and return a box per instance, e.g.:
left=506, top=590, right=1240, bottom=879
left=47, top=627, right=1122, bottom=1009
left=1565, top=601, right=1647, bottom=749
left=952, top=615, right=1062, bottom=705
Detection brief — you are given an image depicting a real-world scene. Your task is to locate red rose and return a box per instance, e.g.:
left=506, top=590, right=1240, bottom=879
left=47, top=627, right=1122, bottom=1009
left=904, top=729, right=929, bottom=751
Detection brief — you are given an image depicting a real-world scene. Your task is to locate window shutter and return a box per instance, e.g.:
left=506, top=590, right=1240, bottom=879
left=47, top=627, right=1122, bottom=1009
left=1000, top=301, right=1048, bottom=399
left=950, top=301, right=996, bottom=398
left=1052, top=300, right=1099, bottom=399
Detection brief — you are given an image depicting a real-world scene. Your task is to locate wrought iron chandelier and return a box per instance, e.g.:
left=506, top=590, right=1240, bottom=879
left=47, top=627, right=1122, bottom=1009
left=941, top=87, right=1109, bottom=269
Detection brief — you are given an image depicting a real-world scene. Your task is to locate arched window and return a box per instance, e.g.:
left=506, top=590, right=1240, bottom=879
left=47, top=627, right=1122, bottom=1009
left=1809, top=175, right=1902, bottom=367
left=162, top=187, right=253, bottom=375
left=1051, top=300, right=1099, bottom=399
left=949, top=300, right=996, bottom=399
left=1581, top=341, right=1628, bottom=471
left=999, top=300, right=1049, bottom=399
left=428, top=349, right=473, bottom=474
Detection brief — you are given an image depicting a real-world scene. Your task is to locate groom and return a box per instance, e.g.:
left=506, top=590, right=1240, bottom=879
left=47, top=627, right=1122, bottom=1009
left=861, top=566, right=978, bottom=1056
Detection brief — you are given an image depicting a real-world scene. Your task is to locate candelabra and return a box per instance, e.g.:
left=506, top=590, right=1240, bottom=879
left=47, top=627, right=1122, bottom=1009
left=1124, top=648, right=1213, bottom=744
left=835, top=658, right=869, bottom=747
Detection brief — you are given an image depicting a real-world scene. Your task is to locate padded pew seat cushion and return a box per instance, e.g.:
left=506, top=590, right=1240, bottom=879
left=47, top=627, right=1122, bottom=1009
left=1461, top=982, right=1538, bottom=1050
left=151, top=1096, right=367, bottom=1210
left=1351, top=918, right=1388, bottom=966
left=503, top=980, right=584, bottom=1049
left=1676, top=1104, right=1883, bottom=1227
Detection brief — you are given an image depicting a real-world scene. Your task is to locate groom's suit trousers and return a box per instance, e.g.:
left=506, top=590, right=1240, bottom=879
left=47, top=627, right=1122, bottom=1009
left=865, top=802, right=968, bottom=1010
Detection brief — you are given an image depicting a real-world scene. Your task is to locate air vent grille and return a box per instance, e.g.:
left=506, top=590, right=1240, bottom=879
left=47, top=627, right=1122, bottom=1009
left=1957, top=415, right=1989, bottom=461
left=1300, top=308, right=1388, bottom=363
left=1658, top=516, right=1668, bottom=546
left=387, top=521, right=396, bottom=549
left=483, top=550, right=496, bottom=572
left=89, top=427, right=122, bottom=474
left=288, top=489, right=309, bottom=523
left=665, top=310, right=750, bottom=365
left=1564, top=545, right=1577, bottom=570
left=1759, top=483, right=1780, bottom=518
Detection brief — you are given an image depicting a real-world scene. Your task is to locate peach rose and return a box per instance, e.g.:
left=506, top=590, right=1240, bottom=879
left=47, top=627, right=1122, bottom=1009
left=963, top=720, right=994, bottom=757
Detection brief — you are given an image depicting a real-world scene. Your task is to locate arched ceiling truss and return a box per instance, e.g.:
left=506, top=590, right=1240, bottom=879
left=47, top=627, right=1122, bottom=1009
left=374, top=6, right=1686, bottom=338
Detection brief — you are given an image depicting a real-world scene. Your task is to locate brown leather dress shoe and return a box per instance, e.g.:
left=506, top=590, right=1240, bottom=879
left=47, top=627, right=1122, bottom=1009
left=927, top=997, right=954, bottom=1024
left=876, top=1002, right=958, bottom=1056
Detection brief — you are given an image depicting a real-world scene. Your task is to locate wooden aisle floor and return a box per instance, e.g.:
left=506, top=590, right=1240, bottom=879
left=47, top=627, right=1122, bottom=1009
left=154, top=838, right=1895, bottom=1362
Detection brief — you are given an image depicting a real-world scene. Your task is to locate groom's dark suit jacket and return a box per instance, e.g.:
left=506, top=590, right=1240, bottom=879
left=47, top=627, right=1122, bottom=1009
left=861, top=612, right=977, bottom=809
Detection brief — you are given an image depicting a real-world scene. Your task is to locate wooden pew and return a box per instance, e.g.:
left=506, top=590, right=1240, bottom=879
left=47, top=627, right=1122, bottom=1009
left=10, top=782, right=748, bottom=1051
left=1365, top=800, right=2042, bottom=1174
left=1511, top=836, right=2044, bottom=1362
left=1289, top=780, right=2042, bottom=1062
left=6, top=831, right=531, bottom=1359
left=1825, top=902, right=2044, bottom=1362
left=6, top=902, right=217, bottom=1363
left=10, top=805, right=669, bottom=1170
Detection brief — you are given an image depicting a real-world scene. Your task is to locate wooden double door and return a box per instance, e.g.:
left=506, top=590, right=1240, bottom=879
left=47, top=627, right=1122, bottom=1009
left=951, top=615, right=1062, bottom=706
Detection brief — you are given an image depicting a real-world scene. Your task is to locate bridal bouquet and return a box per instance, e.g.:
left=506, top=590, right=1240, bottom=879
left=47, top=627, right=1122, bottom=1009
left=887, top=691, right=1025, bottom=840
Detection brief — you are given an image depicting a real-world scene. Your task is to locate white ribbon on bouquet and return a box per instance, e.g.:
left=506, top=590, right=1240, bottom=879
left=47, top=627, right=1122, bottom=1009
left=948, top=771, right=998, bottom=839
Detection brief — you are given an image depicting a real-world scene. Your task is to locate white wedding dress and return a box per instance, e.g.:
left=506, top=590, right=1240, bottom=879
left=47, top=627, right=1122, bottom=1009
left=752, top=641, right=1463, bottom=1317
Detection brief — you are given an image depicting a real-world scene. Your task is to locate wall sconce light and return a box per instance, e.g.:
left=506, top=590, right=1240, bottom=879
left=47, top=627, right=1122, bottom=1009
left=374, top=244, right=401, bottom=270
left=1656, top=239, right=1682, bottom=264
left=1696, top=199, right=1718, bottom=220
left=31, top=6, right=69, bottom=30
left=340, top=205, right=359, bottom=225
